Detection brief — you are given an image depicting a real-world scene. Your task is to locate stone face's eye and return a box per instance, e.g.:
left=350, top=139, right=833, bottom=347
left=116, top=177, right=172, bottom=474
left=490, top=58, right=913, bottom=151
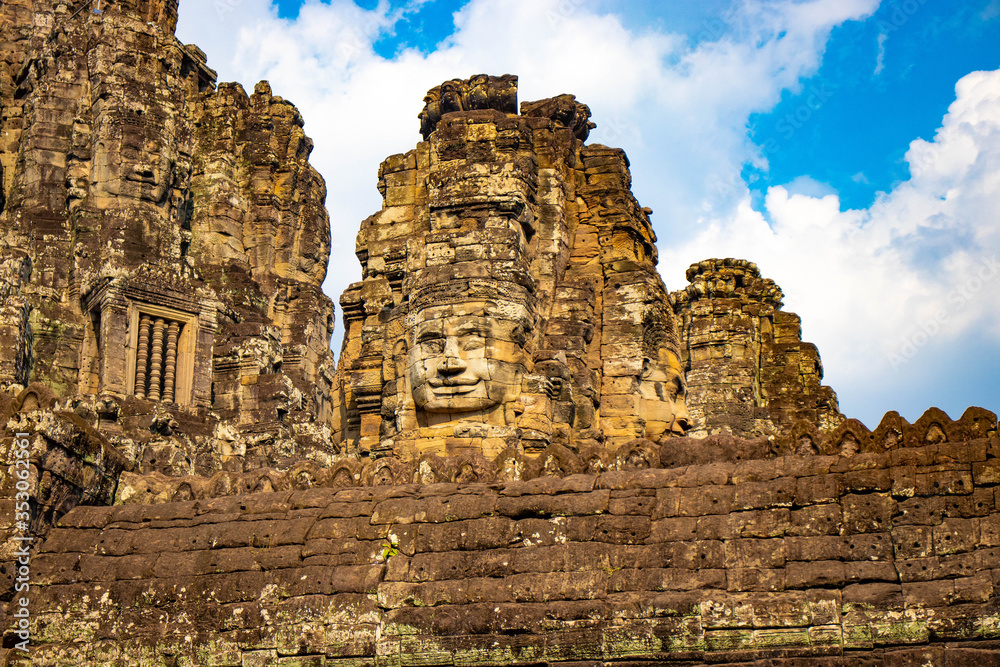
left=653, top=383, right=666, bottom=401
left=668, top=378, right=685, bottom=401
left=461, top=335, right=484, bottom=351
left=455, top=324, right=488, bottom=351
left=418, top=334, right=444, bottom=353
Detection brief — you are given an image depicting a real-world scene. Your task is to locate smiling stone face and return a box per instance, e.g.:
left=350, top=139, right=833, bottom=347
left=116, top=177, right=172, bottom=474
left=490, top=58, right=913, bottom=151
left=639, top=347, right=692, bottom=442
left=408, top=304, right=527, bottom=418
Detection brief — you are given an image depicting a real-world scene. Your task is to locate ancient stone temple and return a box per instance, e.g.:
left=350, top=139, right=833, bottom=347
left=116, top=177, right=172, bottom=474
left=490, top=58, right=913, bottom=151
left=2, top=1, right=1000, bottom=665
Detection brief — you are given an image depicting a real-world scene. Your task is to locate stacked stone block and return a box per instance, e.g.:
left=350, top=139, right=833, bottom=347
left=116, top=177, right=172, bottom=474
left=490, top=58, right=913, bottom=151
left=0, top=251, right=32, bottom=386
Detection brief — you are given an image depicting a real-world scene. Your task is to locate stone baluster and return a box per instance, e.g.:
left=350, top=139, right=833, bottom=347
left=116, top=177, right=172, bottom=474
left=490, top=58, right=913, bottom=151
left=163, top=321, right=179, bottom=403
left=134, top=314, right=152, bottom=399
left=148, top=317, right=166, bottom=401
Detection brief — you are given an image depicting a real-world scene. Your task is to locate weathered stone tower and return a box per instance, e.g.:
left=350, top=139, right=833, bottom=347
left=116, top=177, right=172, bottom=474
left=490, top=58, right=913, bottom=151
left=0, top=0, right=336, bottom=480
left=333, top=76, right=690, bottom=463
left=672, top=258, right=842, bottom=440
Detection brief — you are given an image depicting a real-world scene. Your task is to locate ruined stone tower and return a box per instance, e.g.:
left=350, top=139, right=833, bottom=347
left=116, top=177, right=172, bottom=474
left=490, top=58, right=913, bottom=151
left=0, top=0, right=337, bottom=480
left=672, top=258, right=842, bottom=440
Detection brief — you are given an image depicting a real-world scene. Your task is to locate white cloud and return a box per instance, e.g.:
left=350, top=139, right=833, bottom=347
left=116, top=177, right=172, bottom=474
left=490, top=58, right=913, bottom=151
left=874, top=31, right=886, bottom=75
left=176, top=0, right=1000, bottom=425
left=176, top=0, right=278, bottom=80
left=179, top=0, right=878, bottom=303
left=983, top=0, right=1000, bottom=22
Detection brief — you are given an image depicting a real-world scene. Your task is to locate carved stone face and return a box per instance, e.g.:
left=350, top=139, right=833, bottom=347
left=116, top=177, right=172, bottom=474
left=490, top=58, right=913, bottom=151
left=639, top=348, right=691, bottom=440
left=408, top=304, right=526, bottom=416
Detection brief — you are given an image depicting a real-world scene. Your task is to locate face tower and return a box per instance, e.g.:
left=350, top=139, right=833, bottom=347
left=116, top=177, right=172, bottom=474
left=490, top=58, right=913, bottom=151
left=333, top=75, right=690, bottom=462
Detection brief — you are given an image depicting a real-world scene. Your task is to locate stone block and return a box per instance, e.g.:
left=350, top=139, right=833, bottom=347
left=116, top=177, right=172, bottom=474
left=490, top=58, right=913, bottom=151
left=785, top=561, right=846, bottom=589
left=593, top=515, right=651, bottom=544
left=788, top=504, right=842, bottom=537
left=914, top=469, right=973, bottom=496
left=724, top=539, right=785, bottom=569
left=730, top=509, right=790, bottom=538
left=494, top=491, right=609, bottom=518
left=841, top=493, right=894, bottom=534
left=795, top=474, right=843, bottom=505
left=892, top=526, right=936, bottom=559
left=843, top=582, right=904, bottom=610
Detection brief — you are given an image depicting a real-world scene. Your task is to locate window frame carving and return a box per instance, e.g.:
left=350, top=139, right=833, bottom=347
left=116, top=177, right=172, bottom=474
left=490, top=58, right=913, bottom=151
left=125, top=302, right=198, bottom=406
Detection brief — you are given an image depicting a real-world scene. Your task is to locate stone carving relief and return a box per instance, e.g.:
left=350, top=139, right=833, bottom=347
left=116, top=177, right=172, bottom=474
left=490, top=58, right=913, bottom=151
left=407, top=300, right=530, bottom=422
left=418, top=74, right=519, bottom=140
left=638, top=347, right=691, bottom=442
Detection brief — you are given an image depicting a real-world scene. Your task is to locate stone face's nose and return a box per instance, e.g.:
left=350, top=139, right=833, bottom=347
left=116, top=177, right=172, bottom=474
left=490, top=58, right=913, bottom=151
left=439, top=356, right=467, bottom=374
left=672, top=402, right=692, bottom=434
left=438, top=338, right=467, bottom=375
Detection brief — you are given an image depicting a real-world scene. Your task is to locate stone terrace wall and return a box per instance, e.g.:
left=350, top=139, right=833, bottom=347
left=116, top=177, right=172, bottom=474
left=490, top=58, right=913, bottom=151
left=12, top=432, right=1000, bottom=665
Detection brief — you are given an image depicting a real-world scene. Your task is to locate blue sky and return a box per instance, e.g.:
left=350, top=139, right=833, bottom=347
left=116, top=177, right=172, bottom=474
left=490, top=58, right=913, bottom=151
left=177, top=0, right=1000, bottom=429
left=261, top=0, right=1000, bottom=211
left=748, top=0, right=1000, bottom=210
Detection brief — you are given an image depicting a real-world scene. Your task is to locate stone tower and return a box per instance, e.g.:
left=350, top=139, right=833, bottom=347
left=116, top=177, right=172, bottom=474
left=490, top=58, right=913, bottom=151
left=0, top=0, right=336, bottom=474
left=671, top=258, right=843, bottom=439
left=333, top=75, right=691, bottom=462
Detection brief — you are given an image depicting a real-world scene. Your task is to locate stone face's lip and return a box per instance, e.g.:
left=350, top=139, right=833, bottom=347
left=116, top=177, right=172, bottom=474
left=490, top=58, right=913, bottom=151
left=428, top=381, right=482, bottom=395
left=429, top=377, right=481, bottom=388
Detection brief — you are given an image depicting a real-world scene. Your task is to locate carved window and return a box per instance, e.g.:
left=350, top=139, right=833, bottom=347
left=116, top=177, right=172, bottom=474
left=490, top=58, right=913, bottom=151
left=126, top=304, right=197, bottom=405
